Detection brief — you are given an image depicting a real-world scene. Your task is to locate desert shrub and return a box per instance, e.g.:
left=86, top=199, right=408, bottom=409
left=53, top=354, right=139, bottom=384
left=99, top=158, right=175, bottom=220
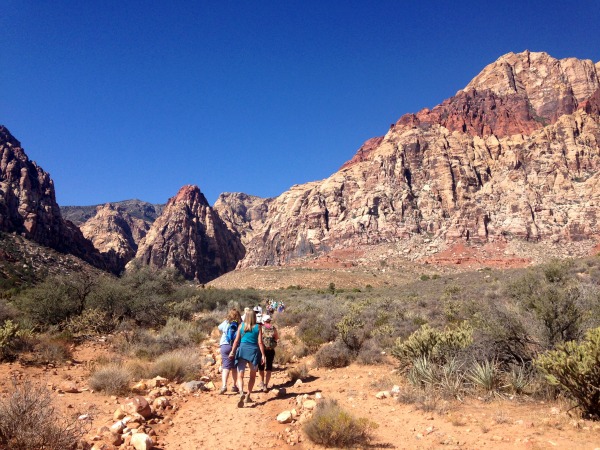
left=32, top=336, right=72, bottom=365
left=274, top=337, right=308, bottom=365
left=194, top=314, right=220, bottom=336
left=506, top=363, right=534, bottom=395
left=303, top=399, right=377, bottom=447
left=13, top=275, right=95, bottom=327
left=314, top=340, right=353, bottom=368
left=297, top=312, right=338, bottom=352
left=0, top=299, right=16, bottom=324
left=506, top=260, right=588, bottom=349
left=287, top=363, right=310, bottom=382
left=89, top=362, right=132, bottom=395
left=0, top=320, right=32, bottom=362
left=468, top=300, right=537, bottom=364
left=63, top=308, right=119, bottom=335
left=336, top=301, right=370, bottom=353
left=356, top=339, right=385, bottom=365
left=391, top=322, right=472, bottom=365
left=149, top=348, right=201, bottom=381
left=112, top=318, right=202, bottom=359
left=84, top=275, right=131, bottom=321
left=535, top=326, right=600, bottom=419
left=0, top=379, right=87, bottom=449
left=157, top=317, right=204, bottom=348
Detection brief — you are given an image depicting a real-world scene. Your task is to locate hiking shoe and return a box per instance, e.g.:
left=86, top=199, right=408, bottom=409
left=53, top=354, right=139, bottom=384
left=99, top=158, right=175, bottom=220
left=245, top=394, right=253, bottom=403
left=232, top=386, right=240, bottom=393
left=237, top=393, right=245, bottom=408
left=262, top=386, right=269, bottom=393
left=219, top=387, right=227, bottom=395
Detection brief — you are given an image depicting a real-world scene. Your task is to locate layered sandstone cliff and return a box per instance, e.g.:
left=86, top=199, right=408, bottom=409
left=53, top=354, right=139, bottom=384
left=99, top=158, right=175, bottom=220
left=79, top=204, right=153, bottom=271
left=238, top=51, right=600, bottom=267
left=213, top=193, right=273, bottom=246
left=132, top=185, right=245, bottom=282
left=0, top=126, right=109, bottom=271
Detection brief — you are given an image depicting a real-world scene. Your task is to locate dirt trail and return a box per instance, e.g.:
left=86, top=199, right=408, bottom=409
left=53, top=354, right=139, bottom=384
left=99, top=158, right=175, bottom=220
left=161, top=341, right=600, bottom=450
left=1, top=339, right=599, bottom=449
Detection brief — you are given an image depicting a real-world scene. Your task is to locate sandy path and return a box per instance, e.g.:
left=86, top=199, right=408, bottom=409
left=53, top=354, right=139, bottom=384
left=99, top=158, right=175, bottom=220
left=162, top=366, right=298, bottom=449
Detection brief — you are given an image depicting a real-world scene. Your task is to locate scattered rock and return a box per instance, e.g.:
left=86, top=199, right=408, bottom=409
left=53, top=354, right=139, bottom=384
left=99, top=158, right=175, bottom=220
left=277, top=411, right=293, bottom=424
left=131, top=433, right=154, bottom=450
left=122, top=396, right=152, bottom=419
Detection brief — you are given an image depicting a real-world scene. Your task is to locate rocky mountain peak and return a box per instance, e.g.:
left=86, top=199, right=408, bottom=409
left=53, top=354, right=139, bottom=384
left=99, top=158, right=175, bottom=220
left=131, top=185, right=245, bottom=283
left=0, top=125, right=110, bottom=271
left=171, top=185, right=209, bottom=206
left=462, top=50, right=600, bottom=122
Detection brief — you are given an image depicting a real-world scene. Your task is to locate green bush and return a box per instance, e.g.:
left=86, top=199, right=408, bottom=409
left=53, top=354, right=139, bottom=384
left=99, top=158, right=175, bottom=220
left=303, top=399, right=376, bottom=447
left=297, top=312, right=338, bottom=352
left=0, top=320, right=31, bottom=362
left=64, top=308, right=119, bottom=335
left=0, top=379, right=87, bottom=449
left=535, top=327, right=600, bottom=419
left=314, top=340, right=353, bottom=368
left=149, top=348, right=201, bottom=381
left=391, top=322, right=473, bottom=365
left=89, top=362, right=132, bottom=395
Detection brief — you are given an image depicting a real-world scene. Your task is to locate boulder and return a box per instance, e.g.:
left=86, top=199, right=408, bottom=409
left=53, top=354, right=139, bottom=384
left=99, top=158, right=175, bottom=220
left=122, top=396, right=152, bottom=419
left=131, top=433, right=154, bottom=450
left=277, top=411, right=293, bottom=424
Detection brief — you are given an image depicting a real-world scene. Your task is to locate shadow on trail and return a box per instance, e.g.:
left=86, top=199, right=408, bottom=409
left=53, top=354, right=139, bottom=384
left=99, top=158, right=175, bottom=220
left=246, top=389, right=321, bottom=407
left=277, top=375, right=319, bottom=388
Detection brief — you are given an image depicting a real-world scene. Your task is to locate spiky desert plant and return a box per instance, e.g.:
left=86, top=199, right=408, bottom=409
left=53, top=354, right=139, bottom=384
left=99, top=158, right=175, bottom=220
left=468, top=359, right=502, bottom=394
left=535, top=327, right=600, bottom=419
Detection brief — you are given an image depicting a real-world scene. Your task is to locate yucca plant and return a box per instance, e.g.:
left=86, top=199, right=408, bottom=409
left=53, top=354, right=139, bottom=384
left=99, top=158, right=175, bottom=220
left=468, top=359, right=502, bottom=394
left=437, top=358, right=466, bottom=399
left=407, top=356, right=437, bottom=387
left=507, top=363, right=533, bottom=395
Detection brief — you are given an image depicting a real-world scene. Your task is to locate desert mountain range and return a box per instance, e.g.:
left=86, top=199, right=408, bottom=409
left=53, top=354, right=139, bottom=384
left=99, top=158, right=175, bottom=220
left=2, top=50, right=600, bottom=283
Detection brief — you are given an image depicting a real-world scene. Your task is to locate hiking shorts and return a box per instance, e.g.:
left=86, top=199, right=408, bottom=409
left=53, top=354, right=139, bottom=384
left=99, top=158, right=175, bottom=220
left=220, top=344, right=235, bottom=370
left=258, top=348, right=275, bottom=372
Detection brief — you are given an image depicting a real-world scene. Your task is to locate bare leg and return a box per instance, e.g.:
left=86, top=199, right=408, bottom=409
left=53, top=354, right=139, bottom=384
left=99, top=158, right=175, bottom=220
left=221, top=369, right=229, bottom=391
left=232, top=368, right=238, bottom=386
left=246, top=367, right=257, bottom=401
left=265, top=370, right=272, bottom=389
left=258, top=369, right=265, bottom=387
left=237, top=369, right=245, bottom=394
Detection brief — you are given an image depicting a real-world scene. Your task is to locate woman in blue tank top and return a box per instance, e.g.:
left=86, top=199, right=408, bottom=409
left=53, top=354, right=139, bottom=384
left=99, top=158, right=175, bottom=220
left=229, top=310, right=266, bottom=407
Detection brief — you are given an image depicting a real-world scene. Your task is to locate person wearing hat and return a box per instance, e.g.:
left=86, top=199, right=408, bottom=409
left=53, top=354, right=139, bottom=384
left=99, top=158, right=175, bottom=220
left=258, top=314, right=279, bottom=392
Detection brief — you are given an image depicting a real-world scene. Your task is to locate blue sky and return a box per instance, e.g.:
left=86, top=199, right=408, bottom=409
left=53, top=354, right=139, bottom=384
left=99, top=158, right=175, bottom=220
left=2, top=1, right=599, bottom=206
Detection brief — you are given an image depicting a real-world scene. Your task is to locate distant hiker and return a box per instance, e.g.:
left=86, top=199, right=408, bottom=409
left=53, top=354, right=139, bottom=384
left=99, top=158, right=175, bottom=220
left=253, top=305, right=263, bottom=324
left=218, top=308, right=242, bottom=394
left=229, top=310, right=266, bottom=407
left=241, top=306, right=251, bottom=321
left=258, top=314, right=279, bottom=392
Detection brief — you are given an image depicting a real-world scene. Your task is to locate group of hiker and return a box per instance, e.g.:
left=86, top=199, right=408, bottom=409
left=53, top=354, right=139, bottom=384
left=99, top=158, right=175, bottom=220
left=218, top=305, right=280, bottom=407
left=265, top=298, right=285, bottom=314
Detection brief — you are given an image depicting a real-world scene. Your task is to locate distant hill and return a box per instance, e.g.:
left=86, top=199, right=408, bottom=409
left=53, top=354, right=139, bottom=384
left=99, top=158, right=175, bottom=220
left=61, top=200, right=164, bottom=225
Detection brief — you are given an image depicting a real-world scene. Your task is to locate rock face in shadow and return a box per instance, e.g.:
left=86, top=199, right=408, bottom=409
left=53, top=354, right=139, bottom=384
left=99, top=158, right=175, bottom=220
left=0, top=126, right=110, bottom=271
left=213, top=192, right=273, bottom=246
left=78, top=203, right=154, bottom=272
left=238, top=51, right=600, bottom=267
left=132, top=185, right=245, bottom=283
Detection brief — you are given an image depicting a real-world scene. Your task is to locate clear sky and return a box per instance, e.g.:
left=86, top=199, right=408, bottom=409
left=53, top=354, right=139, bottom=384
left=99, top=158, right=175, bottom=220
left=2, top=1, right=599, bottom=206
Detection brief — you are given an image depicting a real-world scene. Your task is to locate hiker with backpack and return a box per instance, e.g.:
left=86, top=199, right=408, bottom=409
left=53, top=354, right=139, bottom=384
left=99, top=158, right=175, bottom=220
left=218, top=308, right=242, bottom=395
left=229, top=310, right=266, bottom=407
left=258, top=314, right=279, bottom=392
